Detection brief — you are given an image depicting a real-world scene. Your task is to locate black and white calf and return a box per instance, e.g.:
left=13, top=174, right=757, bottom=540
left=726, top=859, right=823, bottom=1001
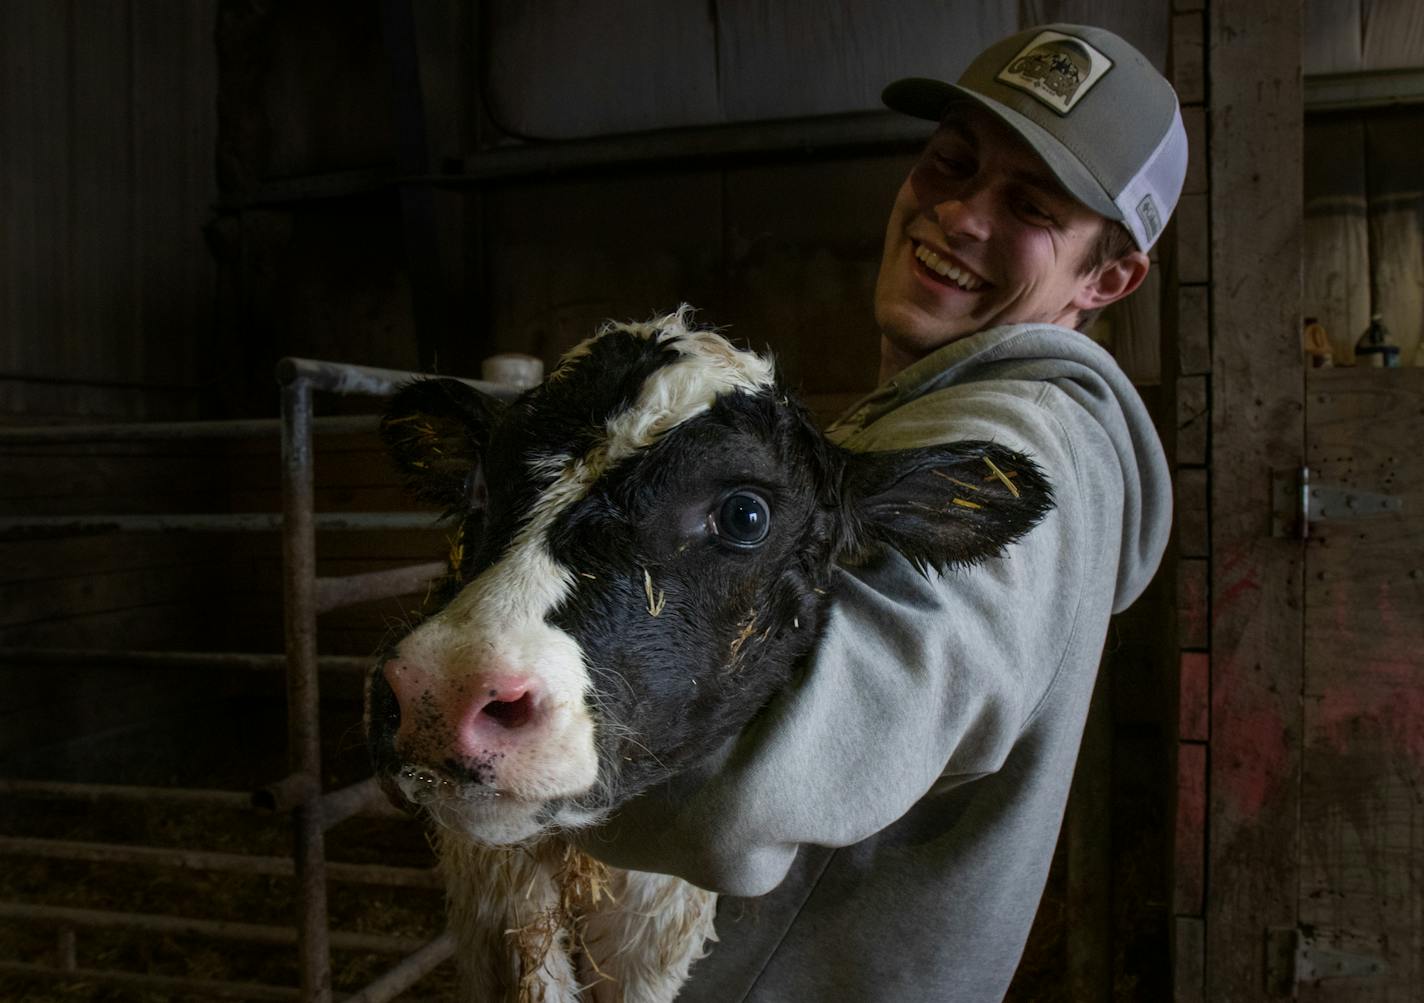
left=366, top=308, right=1052, bottom=1002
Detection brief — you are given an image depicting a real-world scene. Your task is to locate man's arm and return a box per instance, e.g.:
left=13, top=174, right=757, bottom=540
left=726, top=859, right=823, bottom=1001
left=576, top=385, right=1107, bottom=896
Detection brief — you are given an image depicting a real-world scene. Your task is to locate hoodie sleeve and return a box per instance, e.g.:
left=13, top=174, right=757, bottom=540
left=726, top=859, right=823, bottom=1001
left=575, top=381, right=1125, bottom=897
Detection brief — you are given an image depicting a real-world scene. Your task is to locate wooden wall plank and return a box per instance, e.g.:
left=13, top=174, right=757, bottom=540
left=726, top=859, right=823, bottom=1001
left=1205, top=1, right=1305, bottom=999
left=1299, top=367, right=1424, bottom=1001
left=1176, top=193, right=1210, bottom=285
left=1176, top=467, right=1209, bottom=558
left=1172, top=11, right=1206, bottom=105
left=1174, top=916, right=1205, bottom=1003
left=1178, top=286, right=1210, bottom=376
left=1177, top=557, right=1209, bottom=650
left=1180, top=652, right=1210, bottom=741
left=1175, top=742, right=1207, bottom=915
left=1177, top=375, right=1208, bottom=464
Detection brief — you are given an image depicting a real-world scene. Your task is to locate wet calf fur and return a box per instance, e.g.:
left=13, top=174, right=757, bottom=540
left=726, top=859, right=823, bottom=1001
left=365, top=309, right=1052, bottom=1001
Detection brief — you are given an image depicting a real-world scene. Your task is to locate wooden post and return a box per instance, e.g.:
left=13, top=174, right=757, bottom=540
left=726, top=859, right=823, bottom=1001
left=1205, top=1, right=1304, bottom=999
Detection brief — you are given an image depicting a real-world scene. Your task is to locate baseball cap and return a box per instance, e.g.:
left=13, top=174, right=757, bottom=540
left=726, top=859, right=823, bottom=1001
left=882, top=24, right=1187, bottom=252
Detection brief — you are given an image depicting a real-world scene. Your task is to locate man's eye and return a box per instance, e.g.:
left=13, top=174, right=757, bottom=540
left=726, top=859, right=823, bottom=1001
left=709, top=491, right=771, bottom=548
left=932, top=154, right=969, bottom=176
left=1019, top=199, right=1056, bottom=224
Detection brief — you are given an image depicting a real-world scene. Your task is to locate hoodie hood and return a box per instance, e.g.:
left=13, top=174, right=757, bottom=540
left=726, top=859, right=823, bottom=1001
left=829, top=323, right=1171, bottom=612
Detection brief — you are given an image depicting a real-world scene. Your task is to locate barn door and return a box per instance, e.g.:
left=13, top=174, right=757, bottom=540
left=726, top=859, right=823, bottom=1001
left=1288, top=367, right=1424, bottom=1000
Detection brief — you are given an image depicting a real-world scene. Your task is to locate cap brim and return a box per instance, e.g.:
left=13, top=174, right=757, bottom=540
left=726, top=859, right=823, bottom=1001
left=882, top=77, right=1123, bottom=223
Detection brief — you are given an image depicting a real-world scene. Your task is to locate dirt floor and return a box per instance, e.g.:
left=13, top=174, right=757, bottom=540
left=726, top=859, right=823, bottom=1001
left=0, top=692, right=457, bottom=1001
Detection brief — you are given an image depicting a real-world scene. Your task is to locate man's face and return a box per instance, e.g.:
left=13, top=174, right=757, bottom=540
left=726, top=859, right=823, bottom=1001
left=873, top=103, right=1114, bottom=368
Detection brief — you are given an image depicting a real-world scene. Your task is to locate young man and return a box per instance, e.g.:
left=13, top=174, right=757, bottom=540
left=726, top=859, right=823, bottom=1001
left=579, top=24, right=1180, bottom=1000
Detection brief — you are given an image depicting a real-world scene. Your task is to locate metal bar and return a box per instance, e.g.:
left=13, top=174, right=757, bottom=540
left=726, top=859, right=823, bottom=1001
left=0, top=647, right=371, bottom=673
left=219, top=112, right=933, bottom=208
left=276, top=356, right=517, bottom=400
left=252, top=775, right=402, bottom=825
left=316, top=561, right=445, bottom=613
left=282, top=376, right=334, bottom=1003
left=341, top=930, right=456, bottom=1003
left=0, top=902, right=427, bottom=954
left=0, top=778, right=252, bottom=808
left=0, top=836, right=441, bottom=888
left=0, top=960, right=302, bottom=1001
left=0, top=414, right=377, bottom=445
left=252, top=771, right=321, bottom=814
left=453, top=110, right=931, bottom=183
left=319, top=776, right=403, bottom=828
left=0, top=511, right=441, bottom=536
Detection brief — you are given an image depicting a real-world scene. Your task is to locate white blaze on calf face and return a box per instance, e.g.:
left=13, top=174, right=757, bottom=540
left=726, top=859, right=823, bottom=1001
left=386, top=309, right=776, bottom=841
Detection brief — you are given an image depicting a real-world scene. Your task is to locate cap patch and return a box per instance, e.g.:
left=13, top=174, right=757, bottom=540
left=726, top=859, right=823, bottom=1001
left=995, top=30, right=1113, bottom=116
left=1136, top=194, right=1163, bottom=244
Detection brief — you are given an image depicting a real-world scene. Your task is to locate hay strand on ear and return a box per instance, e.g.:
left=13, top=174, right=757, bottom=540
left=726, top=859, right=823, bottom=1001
left=643, top=568, right=666, bottom=617
left=983, top=456, right=1020, bottom=497
left=931, top=470, right=982, bottom=493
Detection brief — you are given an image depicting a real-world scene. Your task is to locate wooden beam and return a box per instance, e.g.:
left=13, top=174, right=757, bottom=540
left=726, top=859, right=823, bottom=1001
left=1205, top=0, right=1305, bottom=999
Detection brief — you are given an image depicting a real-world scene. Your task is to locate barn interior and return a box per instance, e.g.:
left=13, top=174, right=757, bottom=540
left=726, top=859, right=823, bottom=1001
left=1, top=1, right=1421, bottom=1001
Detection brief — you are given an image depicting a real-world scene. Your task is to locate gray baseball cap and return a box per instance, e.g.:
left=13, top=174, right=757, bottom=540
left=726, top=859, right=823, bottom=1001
left=882, top=23, right=1187, bottom=252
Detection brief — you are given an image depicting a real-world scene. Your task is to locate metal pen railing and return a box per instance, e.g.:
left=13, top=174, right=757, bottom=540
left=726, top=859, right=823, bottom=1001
left=0, top=356, right=522, bottom=1001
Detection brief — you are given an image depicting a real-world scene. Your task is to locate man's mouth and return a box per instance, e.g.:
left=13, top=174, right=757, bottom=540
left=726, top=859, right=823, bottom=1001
left=913, top=243, right=986, bottom=292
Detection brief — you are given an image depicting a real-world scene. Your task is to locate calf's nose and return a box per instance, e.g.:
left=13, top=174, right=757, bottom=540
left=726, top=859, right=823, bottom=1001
left=382, top=657, right=544, bottom=762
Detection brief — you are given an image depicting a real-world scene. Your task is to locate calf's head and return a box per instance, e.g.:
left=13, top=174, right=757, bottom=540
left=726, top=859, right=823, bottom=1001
left=366, top=309, right=1052, bottom=845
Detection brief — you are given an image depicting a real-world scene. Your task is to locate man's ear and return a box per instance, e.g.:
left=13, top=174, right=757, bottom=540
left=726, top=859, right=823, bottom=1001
left=839, top=442, right=1054, bottom=572
left=380, top=378, right=504, bottom=512
left=1073, top=250, right=1151, bottom=314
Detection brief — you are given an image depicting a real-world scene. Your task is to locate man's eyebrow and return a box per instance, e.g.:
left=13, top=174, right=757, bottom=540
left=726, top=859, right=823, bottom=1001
left=935, top=115, right=1075, bottom=204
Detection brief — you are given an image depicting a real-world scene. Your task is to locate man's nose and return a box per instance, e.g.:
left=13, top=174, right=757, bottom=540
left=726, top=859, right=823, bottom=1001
left=930, top=187, right=992, bottom=243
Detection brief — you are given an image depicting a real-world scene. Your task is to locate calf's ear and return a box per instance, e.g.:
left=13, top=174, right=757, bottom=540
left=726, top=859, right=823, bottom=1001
left=381, top=378, right=504, bottom=511
left=840, top=441, right=1054, bottom=572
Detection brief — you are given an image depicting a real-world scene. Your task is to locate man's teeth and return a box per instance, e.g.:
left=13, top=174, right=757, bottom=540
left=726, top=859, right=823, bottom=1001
left=914, top=245, right=984, bottom=291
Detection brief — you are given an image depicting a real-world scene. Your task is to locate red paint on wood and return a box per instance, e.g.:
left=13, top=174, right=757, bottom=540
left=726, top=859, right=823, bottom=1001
left=1212, top=661, right=1292, bottom=819
left=1180, top=652, right=1210, bottom=741
left=1314, top=659, right=1424, bottom=764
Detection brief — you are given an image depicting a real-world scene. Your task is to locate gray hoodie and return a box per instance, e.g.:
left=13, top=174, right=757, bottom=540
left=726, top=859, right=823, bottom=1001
left=578, top=323, right=1172, bottom=1001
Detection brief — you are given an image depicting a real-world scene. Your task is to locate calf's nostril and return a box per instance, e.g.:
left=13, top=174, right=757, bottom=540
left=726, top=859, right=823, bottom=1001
left=481, top=691, right=535, bottom=729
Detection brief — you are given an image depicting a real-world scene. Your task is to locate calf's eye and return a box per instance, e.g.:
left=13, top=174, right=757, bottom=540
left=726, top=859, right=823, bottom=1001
left=711, top=491, right=771, bottom=548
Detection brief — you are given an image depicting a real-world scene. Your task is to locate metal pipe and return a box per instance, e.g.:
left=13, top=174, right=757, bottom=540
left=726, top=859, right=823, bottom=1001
left=0, top=836, right=441, bottom=888
left=0, top=901, right=428, bottom=954
left=341, top=930, right=456, bottom=1003
left=276, top=356, right=518, bottom=400
left=252, top=772, right=321, bottom=814
left=319, top=776, right=404, bottom=828
left=0, top=415, right=377, bottom=445
left=315, top=562, right=445, bottom=614
left=0, top=779, right=252, bottom=808
left=282, top=375, right=334, bottom=1003
left=0, top=960, right=302, bottom=1001
left=0, top=511, right=441, bottom=536
left=452, top=110, right=929, bottom=182
left=252, top=775, right=403, bottom=824
left=0, top=647, right=372, bottom=673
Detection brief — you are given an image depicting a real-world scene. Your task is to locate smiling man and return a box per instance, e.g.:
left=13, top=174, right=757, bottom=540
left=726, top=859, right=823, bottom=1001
left=580, top=24, right=1182, bottom=1001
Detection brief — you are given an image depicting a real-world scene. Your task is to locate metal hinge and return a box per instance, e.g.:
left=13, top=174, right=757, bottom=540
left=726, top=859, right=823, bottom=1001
left=1271, top=466, right=1403, bottom=538
left=1265, top=926, right=1390, bottom=994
